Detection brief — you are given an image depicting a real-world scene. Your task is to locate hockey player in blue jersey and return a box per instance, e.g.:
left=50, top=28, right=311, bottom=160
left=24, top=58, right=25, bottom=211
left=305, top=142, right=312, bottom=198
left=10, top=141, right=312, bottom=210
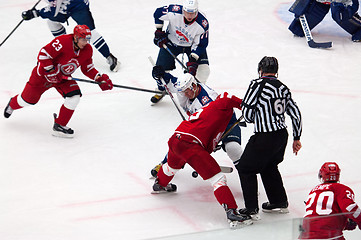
left=150, top=66, right=243, bottom=178
left=22, top=0, right=120, bottom=72
left=150, top=0, right=211, bottom=104
left=288, top=0, right=361, bottom=42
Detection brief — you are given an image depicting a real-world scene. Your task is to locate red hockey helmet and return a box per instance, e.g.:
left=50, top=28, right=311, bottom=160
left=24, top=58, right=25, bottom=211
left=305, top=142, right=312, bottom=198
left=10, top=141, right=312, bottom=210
left=319, top=162, right=341, bottom=183
left=73, top=25, right=91, bottom=42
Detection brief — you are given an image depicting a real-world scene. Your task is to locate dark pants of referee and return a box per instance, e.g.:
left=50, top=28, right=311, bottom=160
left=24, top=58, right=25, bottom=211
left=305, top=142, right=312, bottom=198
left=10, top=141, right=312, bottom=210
left=236, top=128, right=288, bottom=209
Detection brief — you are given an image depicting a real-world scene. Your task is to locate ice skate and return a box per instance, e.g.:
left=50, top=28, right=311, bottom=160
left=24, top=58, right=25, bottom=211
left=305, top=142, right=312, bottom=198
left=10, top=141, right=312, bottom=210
left=107, top=53, right=120, bottom=72
left=238, top=207, right=261, bottom=221
left=4, top=98, right=13, bottom=118
left=150, top=163, right=163, bottom=178
left=262, top=201, right=289, bottom=214
left=52, top=114, right=74, bottom=138
left=223, top=204, right=252, bottom=229
left=151, top=179, right=177, bottom=194
left=150, top=90, right=166, bottom=104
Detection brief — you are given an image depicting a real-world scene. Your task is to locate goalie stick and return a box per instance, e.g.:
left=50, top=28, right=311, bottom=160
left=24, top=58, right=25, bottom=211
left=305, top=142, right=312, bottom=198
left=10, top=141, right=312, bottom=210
left=299, top=15, right=332, bottom=49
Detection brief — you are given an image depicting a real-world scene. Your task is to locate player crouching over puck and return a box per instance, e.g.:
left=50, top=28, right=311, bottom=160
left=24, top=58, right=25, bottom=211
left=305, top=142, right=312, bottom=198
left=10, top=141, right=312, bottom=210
left=3, top=25, right=113, bottom=138
left=151, top=92, right=252, bottom=228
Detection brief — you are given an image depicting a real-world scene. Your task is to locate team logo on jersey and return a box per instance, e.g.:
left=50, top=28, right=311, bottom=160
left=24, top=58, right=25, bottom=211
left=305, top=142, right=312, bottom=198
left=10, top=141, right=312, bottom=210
left=60, top=59, right=79, bottom=75
left=201, top=96, right=210, bottom=105
left=176, top=30, right=190, bottom=42
left=172, top=5, right=181, bottom=12
left=202, top=20, right=208, bottom=28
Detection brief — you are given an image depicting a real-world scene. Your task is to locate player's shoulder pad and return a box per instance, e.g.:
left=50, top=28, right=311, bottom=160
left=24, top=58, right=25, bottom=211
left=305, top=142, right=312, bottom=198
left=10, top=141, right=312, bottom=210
left=195, top=12, right=209, bottom=31
left=168, top=4, right=183, bottom=14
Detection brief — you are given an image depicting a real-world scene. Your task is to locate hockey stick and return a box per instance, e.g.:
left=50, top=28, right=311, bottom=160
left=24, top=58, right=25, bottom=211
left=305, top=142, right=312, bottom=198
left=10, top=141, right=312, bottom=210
left=213, top=115, right=245, bottom=152
left=162, top=44, right=201, bottom=83
left=299, top=15, right=332, bottom=49
left=68, top=77, right=164, bottom=94
left=0, top=0, right=42, bottom=47
left=148, top=56, right=188, bottom=121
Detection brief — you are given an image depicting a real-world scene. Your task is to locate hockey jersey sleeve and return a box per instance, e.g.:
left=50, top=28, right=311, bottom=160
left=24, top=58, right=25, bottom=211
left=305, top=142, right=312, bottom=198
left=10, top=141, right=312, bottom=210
left=285, top=90, right=302, bottom=140
left=37, top=37, right=64, bottom=75
left=336, top=185, right=361, bottom=229
left=241, top=80, right=261, bottom=123
left=215, top=92, right=242, bottom=110
left=154, top=5, right=182, bottom=28
left=79, top=45, right=99, bottom=80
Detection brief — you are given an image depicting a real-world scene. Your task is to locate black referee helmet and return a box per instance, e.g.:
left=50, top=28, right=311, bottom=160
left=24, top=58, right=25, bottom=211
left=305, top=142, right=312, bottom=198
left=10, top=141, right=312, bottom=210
left=258, top=56, right=278, bottom=74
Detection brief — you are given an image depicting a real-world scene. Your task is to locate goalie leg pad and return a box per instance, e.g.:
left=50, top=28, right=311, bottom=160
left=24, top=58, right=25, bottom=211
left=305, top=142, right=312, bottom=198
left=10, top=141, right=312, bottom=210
left=289, top=2, right=330, bottom=37
left=331, top=10, right=361, bottom=36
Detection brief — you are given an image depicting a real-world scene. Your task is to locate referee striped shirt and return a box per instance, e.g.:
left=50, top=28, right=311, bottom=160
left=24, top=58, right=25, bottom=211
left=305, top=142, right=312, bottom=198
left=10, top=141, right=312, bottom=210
left=242, top=76, right=302, bottom=140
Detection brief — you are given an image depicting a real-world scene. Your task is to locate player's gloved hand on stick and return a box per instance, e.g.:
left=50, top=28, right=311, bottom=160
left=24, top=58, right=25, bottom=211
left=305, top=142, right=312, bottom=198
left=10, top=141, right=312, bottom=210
left=152, top=66, right=165, bottom=81
left=186, top=55, right=199, bottom=76
left=44, top=66, right=65, bottom=84
left=22, top=9, right=39, bottom=20
left=96, top=74, right=113, bottom=91
left=344, top=219, right=357, bottom=231
left=153, top=29, right=168, bottom=48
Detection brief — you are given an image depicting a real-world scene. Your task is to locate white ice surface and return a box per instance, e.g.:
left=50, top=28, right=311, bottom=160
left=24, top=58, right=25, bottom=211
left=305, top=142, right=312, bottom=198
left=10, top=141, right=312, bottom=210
left=1, top=0, right=361, bottom=239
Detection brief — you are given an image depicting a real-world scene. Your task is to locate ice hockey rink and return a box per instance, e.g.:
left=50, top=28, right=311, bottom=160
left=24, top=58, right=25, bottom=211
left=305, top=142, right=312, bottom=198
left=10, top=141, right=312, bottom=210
left=1, top=0, right=361, bottom=239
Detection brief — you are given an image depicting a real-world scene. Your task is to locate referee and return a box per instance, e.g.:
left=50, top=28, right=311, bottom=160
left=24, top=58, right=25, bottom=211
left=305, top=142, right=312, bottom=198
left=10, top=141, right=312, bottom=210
left=236, top=56, right=302, bottom=220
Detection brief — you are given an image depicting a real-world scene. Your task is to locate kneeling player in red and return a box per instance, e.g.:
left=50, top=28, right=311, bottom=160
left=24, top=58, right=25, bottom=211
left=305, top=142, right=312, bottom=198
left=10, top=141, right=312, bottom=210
left=3, top=25, right=113, bottom=138
left=299, top=162, right=361, bottom=239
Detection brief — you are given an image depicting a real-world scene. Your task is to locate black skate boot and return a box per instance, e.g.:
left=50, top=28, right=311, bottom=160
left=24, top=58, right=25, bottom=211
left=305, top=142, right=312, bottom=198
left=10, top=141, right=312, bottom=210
left=152, top=178, right=177, bottom=194
left=107, top=53, right=120, bottom=72
left=223, top=204, right=252, bottom=229
left=150, top=90, right=166, bottom=104
left=4, top=98, right=13, bottom=118
left=238, top=207, right=261, bottom=220
left=52, top=114, right=74, bottom=138
left=150, top=163, right=163, bottom=178
left=262, top=201, right=289, bottom=214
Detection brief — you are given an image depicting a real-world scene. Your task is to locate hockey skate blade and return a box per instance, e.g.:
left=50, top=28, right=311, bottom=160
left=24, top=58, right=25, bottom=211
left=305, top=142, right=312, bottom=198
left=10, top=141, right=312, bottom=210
left=52, top=131, right=74, bottom=139
left=220, top=166, right=233, bottom=173
left=111, top=60, right=121, bottom=72
left=229, top=219, right=253, bottom=229
left=262, top=208, right=289, bottom=214
left=151, top=190, right=177, bottom=194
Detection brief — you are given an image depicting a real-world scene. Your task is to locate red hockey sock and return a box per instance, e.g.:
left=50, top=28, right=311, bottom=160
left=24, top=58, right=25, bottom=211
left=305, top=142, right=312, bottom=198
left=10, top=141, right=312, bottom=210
left=157, top=166, right=174, bottom=187
left=214, top=186, right=238, bottom=209
left=9, top=95, right=23, bottom=110
left=55, top=105, right=74, bottom=126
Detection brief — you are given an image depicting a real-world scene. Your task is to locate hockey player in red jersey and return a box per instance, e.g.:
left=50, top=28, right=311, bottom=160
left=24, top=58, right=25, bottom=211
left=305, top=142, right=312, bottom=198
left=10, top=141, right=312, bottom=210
left=152, top=92, right=252, bottom=228
left=299, top=162, right=361, bottom=239
left=3, top=25, right=113, bottom=138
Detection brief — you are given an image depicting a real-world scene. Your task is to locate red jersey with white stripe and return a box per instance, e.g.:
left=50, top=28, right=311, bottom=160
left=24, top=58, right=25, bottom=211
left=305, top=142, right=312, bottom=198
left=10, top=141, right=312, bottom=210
left=299, top=182, right=361, bottom=239
left=174, top=92, right=242, bottom=153
left=36, top=34, right=99, bottom=80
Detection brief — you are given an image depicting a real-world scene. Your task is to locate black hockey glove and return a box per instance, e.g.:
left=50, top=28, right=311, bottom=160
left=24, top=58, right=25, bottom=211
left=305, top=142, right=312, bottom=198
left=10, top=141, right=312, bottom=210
left=344, top=219, right=357, bottom=231
left=152, top=65, right=165, bottom=86
left=186, top=56, right=198, bottom=76
left=153, top=30, right=168, bottom=48
left=22, top=9, right=39, bottom=20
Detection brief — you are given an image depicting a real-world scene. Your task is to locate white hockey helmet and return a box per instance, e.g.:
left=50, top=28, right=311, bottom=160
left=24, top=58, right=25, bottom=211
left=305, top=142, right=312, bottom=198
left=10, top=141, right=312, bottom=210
left=183, top=0, right=198, bottom=13
left=176, top=73, right=197, bottom=92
